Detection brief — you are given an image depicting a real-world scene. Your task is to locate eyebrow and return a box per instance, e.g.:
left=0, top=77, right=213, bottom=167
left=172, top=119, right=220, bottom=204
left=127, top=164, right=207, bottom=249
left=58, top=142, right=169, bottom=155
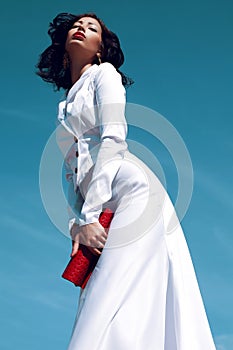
left=76, top=20, right=98, bottom=26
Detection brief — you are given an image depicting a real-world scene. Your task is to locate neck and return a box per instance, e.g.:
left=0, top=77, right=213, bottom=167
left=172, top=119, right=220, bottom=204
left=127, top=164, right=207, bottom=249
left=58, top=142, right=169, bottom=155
left=70, top=58, right=94, bottom=85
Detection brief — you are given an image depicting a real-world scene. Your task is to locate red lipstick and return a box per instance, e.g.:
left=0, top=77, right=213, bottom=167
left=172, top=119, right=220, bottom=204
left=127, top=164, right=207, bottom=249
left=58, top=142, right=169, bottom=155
left=73, top=31, right=86, bottom=39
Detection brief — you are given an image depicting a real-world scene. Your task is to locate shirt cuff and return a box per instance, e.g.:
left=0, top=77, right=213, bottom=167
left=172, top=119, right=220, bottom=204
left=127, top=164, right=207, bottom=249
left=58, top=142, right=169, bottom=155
left=78, top=208, right=102, bottom=226
left=68, top=217, right=76, bottom=232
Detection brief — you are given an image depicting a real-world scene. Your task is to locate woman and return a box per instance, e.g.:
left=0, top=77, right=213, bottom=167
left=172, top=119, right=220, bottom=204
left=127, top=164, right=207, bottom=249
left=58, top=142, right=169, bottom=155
left=37, top=12, right=216, bottom=350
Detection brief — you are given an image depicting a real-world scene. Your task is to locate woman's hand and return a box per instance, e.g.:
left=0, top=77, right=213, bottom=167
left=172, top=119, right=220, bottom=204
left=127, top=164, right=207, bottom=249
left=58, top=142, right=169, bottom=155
left=70, top=221, right=108, bottom=257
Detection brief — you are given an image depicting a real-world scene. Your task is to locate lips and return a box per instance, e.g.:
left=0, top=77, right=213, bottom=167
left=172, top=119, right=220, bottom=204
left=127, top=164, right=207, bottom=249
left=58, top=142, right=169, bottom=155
left=73, top=32, right=86, bottom=39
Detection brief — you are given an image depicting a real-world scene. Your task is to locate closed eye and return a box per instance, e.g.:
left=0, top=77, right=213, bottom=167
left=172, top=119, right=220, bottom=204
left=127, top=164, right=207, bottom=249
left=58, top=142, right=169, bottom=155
left=89, top=27, right=98, bottom=32
left=70, top=24, right=98, bottom=32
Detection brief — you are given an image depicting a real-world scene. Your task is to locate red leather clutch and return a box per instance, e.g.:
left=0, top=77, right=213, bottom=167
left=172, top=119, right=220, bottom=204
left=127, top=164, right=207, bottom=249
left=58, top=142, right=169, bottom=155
left=62, top=208, right=114, bottom=289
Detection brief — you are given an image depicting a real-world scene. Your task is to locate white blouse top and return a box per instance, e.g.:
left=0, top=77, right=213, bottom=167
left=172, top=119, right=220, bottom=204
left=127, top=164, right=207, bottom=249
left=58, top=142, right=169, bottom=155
left=57, top=62, right=128, bottom=228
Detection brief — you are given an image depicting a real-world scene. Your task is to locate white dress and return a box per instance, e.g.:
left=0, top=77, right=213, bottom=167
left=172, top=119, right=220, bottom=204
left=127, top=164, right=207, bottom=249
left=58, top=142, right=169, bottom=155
left=57, top=63, right=216, bottom=350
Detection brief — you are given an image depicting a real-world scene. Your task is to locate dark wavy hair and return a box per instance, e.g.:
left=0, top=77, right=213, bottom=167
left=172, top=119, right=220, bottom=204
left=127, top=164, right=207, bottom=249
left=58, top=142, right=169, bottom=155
left=36, top=12, right=134, bottom=91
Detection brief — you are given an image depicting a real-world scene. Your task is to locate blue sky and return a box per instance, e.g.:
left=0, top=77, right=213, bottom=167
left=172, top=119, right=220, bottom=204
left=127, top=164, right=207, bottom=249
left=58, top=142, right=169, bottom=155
left=0, top=0, right=232, bottom=349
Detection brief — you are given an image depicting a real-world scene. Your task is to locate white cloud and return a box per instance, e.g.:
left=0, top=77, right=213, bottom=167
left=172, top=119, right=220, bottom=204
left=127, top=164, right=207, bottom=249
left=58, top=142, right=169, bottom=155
left=25, top=289, right=78, bottom=312
left=213, top=226, right=233, bottom=256
left=1, top=107, right=45, bottom=124
left=215, top=334, right=233, bottom=350
left=194, top=169, right=233, bottom=212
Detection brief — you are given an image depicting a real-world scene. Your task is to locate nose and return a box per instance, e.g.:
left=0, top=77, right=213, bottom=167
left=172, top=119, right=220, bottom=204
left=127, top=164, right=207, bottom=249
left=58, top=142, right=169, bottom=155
left=76, top=24, right=85, bottom=33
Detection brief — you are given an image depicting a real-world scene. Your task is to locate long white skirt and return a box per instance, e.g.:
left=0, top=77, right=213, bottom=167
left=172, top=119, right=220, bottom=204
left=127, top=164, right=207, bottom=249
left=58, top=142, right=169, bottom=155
left=67, top=151, right=216, bottom=350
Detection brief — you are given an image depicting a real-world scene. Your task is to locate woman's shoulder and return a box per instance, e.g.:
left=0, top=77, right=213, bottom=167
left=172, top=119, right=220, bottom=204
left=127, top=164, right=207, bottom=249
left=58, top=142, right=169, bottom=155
left=97, top=62, right=116, bottom=72
left=93, top=62, right=121, bottom=83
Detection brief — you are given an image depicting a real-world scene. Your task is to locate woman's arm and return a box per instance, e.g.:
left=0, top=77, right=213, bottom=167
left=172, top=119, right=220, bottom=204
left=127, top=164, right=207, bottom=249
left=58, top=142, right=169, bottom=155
left=78, top=62, right=128, bottom=226
left=64, top=146, right=107, bottom=256
left=63, top=142, right=83, bottom=234
left=56, top=100, right=110, bottom=256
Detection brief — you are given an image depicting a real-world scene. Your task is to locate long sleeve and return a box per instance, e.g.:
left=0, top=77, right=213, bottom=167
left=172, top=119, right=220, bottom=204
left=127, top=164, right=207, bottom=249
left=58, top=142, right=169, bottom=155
left=63, top=139, right=84, bottom=231
left=55, top=124, right=84, bottom=232
left=78, top=63, right=128, bottom=226
left=64, top=157, right=82, bottom=232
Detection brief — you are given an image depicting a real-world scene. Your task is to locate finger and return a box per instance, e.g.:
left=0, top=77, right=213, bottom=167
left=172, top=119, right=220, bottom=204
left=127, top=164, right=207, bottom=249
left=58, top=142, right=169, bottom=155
left=71, top=240, right=79, bottom=257
left=96, top=240, right=106, bottom=249
left=87, top=246, right=102, bottom=256
left=98, top=232, right=108, bottom=244
left=98, top=237, right=107, bottom=248
left=93, top=248, right=102, bottom=256
left=103, top=232, right=108, bottom=239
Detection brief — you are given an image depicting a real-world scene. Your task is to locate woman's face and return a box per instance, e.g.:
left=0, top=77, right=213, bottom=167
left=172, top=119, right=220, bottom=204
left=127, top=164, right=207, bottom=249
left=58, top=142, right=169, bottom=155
left=65, top=17, right=102, bottom=59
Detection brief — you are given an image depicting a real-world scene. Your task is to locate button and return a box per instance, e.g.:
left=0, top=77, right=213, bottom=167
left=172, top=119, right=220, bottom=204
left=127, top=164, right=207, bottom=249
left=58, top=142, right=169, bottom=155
left=74, top=136, right=78, bottom=143
left=76, top=151, right=78, bottom=157
left=74, top=167, right=78, bottom=174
